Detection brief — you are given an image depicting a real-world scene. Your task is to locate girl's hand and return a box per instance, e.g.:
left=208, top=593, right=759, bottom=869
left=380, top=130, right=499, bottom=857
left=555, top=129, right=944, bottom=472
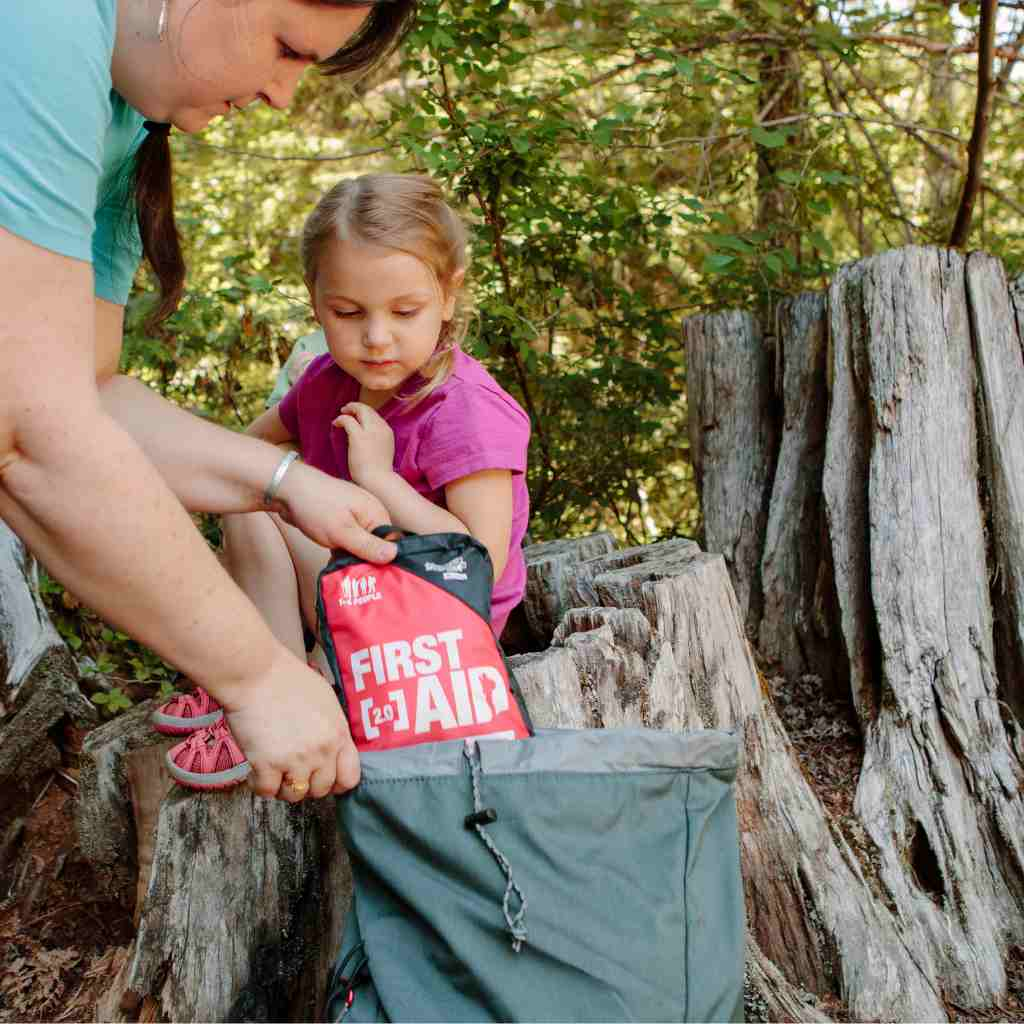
left=334, top=402, right=396, bottom=488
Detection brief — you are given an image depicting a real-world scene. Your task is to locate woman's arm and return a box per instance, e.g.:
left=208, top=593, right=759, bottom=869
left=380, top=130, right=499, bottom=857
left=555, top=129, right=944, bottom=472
left=0, top=228, right=390, bottom=797
left=0, top=229, right=278, bottom=696
left=97, top=356, right=395, bottom=557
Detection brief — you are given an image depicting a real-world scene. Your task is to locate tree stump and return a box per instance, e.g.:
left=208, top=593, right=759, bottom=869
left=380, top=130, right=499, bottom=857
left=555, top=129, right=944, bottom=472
left=683, top=245, right=1024, bottom=1014
left=513, top=540, right=943, bottom=1022
left=520, top=532, right=618, bottom=647
left=684, top=311, right=779, bottom=636
left=79, top=705, right=351, bottom=1024
left=825, top=247, right=1024, bottom=1006
left=0, top=523, right=94, bottom=812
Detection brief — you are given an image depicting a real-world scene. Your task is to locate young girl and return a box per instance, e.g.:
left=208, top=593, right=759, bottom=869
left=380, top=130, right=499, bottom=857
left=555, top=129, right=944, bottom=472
left=155, top=174, right=531, bottom=789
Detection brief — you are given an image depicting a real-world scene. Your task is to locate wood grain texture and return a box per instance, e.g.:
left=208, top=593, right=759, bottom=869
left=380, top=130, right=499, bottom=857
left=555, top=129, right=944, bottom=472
left=967, top=255, right=1024, bottom=720
left=0, top=523, right=94, bottom=805
left=520, top=532, right=618, bottom=645
left=758, top=293, right=841, bottom=684
left=684, top=310, right=779, bottom=636
left=828, top=246, right=1024, bottom=1006
left=822, top=259, right=878, bottom=724
left=80, top=703, right=351, bottom=1024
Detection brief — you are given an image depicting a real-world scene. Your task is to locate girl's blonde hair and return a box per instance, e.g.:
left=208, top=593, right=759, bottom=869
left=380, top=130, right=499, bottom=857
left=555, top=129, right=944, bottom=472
left=301, top=174, right=470, bottom=401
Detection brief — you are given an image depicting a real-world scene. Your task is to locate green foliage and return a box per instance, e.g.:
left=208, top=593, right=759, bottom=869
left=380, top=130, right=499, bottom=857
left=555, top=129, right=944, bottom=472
left=91, top=688, right=134, bottom=718
left=120, top=0, right=1024, bottom=548
left=39, top=570, right=176, bottom=696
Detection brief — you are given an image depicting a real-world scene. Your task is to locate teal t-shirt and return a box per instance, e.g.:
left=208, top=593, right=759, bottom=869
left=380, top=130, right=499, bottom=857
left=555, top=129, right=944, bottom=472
left=0, top=0, right=146, bottom=304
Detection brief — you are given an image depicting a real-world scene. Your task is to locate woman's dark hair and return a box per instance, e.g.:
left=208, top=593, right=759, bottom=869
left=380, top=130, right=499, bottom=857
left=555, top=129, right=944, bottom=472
left=134, top=0, right=418, bottom=329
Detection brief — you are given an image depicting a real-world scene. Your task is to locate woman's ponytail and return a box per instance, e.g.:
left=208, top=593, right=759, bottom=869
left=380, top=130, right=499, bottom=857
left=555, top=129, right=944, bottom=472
left=134, top=122, right=185, bottom=329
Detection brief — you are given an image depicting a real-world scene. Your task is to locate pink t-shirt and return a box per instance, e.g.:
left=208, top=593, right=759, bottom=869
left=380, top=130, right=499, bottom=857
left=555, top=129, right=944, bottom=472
left=278, top=349, right=530, bottom=636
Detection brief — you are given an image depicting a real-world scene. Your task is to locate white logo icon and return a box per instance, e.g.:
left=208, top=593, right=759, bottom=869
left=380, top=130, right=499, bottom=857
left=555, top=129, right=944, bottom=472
left=424, top=556, right=468, bottom=581
left=339, top=574, right=382, bottom=608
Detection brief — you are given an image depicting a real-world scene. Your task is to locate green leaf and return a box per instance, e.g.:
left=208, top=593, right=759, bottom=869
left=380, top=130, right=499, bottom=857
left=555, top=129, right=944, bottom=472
left=750, top=125, right=788, bottom=149
left=808, top=230, right=834, bottom=257
left=592, top=119, right=616, bottom=146
left=675, top=57, right=695, bottom=80
left=776, top=169, right=802, bottom=185
left=707, top=232, right=756, bottom=253
left=703, top=252, right=737, bottom=273
left=763, top=253, right=784, bottom=275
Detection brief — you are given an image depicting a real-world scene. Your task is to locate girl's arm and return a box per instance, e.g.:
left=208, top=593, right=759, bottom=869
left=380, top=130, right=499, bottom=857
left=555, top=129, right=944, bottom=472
left=443, top=470, right=514, bottom=579
left=338, top=401, right=513, bottom=576
left=246, top=405, right=296, bottom=445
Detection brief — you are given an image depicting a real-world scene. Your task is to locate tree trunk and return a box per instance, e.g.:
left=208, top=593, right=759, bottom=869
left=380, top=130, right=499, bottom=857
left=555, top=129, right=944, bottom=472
left=684, top=245, right=1024, bottom=1014
left=0, top=523, right=94, bottom=812
left=684, top=312, right=778, bottom=636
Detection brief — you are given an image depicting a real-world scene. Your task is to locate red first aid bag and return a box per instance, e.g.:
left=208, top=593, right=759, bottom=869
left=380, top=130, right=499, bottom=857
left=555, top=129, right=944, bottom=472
left=316, top=529, right=533, bottom=752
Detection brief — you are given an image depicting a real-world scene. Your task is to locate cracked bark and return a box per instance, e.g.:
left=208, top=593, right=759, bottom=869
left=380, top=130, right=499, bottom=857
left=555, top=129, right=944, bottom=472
left=682, top=245, right=1024, bottom=1015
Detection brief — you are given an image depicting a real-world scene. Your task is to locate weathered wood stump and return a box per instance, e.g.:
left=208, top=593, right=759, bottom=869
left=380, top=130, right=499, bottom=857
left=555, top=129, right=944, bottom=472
left=684, top=311, right=778, bottom=637
left=520, top=532, right=618, bottom=646
left=826, top=248, right=1024, bottom=1005
left=79, top=705, right=350, bottom=1023
left=514, top=539, right=943, bottom=1022
left=684, top=246, right=1024, bottom=1014
left=0, top=523, right=95, bottom=812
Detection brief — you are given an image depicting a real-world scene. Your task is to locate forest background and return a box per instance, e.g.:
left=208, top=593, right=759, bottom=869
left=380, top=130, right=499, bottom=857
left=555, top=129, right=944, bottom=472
left=56, top=0, right=1024, bottom=701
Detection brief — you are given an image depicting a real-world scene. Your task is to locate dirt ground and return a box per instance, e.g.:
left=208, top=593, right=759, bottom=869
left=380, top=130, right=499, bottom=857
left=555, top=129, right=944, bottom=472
left=0, top=741, right=135, bottom=1024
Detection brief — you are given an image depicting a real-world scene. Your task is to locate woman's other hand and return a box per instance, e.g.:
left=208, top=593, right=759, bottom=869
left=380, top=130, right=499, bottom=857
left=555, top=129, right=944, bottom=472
left=334, top=402, right=396, bottom=489
left=223, top=647, right=359, bottom=800
left=273, top=460, right=396, bottom=562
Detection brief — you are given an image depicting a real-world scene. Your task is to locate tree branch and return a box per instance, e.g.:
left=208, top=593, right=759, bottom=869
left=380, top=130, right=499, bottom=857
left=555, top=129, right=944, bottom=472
left=949, top=0, right=997, bottom=247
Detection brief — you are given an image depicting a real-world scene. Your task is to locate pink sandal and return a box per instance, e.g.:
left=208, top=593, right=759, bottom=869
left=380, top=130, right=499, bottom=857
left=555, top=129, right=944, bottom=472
left=166, top=720, right=251, bottom=791
left=152, top=684, right=224, bottom=735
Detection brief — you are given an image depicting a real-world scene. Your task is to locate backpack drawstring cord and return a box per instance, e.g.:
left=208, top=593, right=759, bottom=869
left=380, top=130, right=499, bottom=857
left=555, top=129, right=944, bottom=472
left=464, top=741, right=528, bottom=953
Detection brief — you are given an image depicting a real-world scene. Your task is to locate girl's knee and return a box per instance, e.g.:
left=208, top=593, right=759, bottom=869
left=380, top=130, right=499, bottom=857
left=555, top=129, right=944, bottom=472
left=221, top=511, right=287, bottom=567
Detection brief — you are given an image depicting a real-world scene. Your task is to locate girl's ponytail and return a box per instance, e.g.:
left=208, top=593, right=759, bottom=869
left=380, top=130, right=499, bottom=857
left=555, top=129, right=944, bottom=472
left=135, top=123, right=185, bottom=329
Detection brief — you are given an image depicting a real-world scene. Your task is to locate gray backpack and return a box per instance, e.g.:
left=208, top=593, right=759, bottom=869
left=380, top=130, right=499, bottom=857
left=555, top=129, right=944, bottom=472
left=326, top=727, right=744, bottom=1023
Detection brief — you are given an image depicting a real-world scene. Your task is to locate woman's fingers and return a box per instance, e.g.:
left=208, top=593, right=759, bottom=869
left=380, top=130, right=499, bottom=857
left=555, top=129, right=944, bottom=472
left=226, top=652, right=360, bottom=803
left=306, top=763, right=335, bottom=801
left=333, top=521, right=396, bottom=563
left=333, top=739, right=362, bottom=794
left=278, top=773, right=315, bottom=803
left=248, top=763, right=285, bottom=799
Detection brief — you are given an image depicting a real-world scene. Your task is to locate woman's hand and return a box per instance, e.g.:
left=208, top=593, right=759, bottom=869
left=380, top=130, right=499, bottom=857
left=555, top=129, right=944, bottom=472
left=221, top=646, right=359, bottom=800
left=274, top=461, right=396, bottom=562
left=334, top=402, right=395, bottom=489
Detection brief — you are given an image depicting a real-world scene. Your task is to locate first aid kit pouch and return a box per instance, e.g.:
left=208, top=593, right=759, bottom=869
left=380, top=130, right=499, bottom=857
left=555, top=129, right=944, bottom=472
left=316, top=530, right=532, bottom=752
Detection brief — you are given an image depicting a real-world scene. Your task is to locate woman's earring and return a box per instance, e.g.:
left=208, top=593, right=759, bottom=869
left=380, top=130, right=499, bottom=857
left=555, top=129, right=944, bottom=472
left=157, top=0, right=169, bottom=42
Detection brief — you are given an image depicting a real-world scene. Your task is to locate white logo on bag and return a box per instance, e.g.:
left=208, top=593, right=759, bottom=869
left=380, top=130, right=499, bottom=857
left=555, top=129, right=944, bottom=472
left=339, top=575, right=382, bottom=608
left=424, top=556, right=468, bottom=581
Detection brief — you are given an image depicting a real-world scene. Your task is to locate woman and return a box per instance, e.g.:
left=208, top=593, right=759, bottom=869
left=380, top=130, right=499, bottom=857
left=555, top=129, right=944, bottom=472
left=0, top=0, right=416, bottom=802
